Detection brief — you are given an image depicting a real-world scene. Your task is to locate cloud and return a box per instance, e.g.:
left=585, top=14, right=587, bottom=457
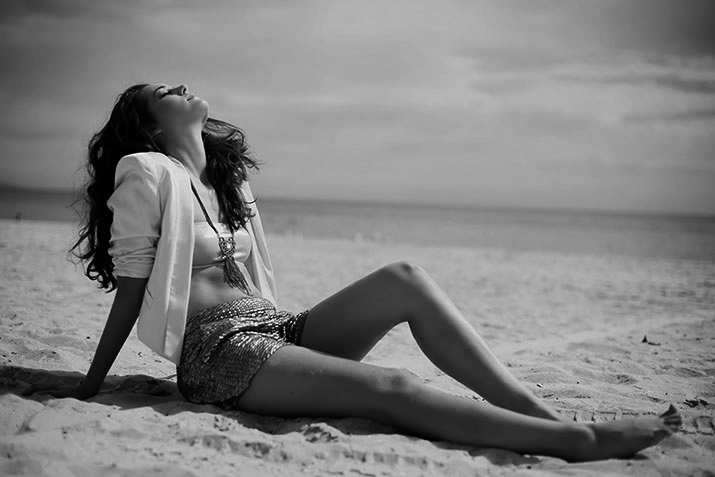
left=1, top=0, right=714, bottom=214
left=622, top=109, right=715, bottom=124
left=552, top=62, right=715, bottom=96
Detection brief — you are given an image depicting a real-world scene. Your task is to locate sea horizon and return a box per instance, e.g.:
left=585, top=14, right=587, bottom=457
left=2, top=183, right=715, bottom=220
left=2, top=186, right=715, bottom=262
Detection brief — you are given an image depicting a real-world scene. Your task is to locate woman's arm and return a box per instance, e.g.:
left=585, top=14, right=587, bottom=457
left=80, top=276, right=148, bottom=397
left=24, top=276, right=148, bottom=399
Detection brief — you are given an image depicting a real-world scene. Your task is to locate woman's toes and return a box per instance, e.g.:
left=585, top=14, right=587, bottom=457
left=665, top=414, right=681, bottom=424
left=664, top=419, right=681, bottom=432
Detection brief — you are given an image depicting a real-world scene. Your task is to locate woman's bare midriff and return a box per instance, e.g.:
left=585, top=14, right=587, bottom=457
left=187, top=263, right=260, bottom=316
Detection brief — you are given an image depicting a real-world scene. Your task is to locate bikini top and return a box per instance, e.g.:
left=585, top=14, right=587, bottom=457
left=192, top=222, right=252, bottom=271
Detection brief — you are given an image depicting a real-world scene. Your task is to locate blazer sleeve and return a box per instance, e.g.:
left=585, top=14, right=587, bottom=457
left=107, top=155, right=161, bottom=278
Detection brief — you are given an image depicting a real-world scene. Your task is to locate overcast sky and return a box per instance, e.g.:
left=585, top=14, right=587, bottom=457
left=1, top=0, right=714, bottom=214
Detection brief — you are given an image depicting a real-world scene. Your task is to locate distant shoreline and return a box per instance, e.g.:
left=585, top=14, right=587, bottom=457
left=2, top=185, right=714, bottom=221
left=2, top=188, right=715, bottom=262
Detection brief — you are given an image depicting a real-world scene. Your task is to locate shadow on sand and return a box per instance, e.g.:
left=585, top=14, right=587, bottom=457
left=2, top=364, right=552, bottom=467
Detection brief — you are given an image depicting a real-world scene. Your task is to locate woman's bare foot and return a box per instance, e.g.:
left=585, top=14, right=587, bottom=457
left=570, top=404, right=682, bottom=462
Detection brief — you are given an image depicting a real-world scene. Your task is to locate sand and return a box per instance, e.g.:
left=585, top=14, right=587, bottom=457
left=1, top=219, right=713, bottom=476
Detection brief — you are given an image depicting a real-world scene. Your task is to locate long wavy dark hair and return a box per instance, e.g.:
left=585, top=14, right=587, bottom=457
left=71, top=83, right=259, bottom=291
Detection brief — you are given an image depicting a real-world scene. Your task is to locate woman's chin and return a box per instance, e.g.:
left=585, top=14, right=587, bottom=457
left=195, top=100, right=210, bottom=123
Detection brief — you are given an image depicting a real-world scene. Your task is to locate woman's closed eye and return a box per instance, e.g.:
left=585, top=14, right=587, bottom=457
left=153, top=86, right=171, bottom=99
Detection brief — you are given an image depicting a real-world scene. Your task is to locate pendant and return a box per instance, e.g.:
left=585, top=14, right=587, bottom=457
left=218, top=235, right=236, bottom=260
left=217, top=234, right=250, bottom=292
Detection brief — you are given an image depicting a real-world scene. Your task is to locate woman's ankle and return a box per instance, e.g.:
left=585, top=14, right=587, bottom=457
left=560, top=424, right=597, bottom=462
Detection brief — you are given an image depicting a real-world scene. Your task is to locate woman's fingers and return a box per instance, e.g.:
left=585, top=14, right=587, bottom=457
left=22, top=383, right=75, bottom=398
left=21, top=383, right=43, bottom=396
left=22, top=383, right=52, bottom=396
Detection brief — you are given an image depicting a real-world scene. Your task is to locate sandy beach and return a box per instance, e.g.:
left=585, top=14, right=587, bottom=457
left=1, top=219, right=713, bottom=476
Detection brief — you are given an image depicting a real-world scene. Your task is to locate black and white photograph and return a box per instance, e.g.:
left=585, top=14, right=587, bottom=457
left=1, top=1, right=714, bottom=475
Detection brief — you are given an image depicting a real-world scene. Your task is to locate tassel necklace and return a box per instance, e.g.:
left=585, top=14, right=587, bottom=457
left=190, top=181, right=251, bottom=293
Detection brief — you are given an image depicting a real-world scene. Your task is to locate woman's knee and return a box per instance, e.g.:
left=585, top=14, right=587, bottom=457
left=369, top=367, right=423, bottom=422
left=377, top=261, right=430, bottom=291
left=370, top=261, right=434, bottom=320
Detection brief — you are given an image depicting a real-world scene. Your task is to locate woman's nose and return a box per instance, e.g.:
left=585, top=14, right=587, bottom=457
left=170, top=84, right=188, bottom=95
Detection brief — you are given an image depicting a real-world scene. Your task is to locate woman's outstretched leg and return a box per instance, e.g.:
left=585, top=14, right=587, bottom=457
left=300, top=262, right=562, bottom=421
left=237, top=346, right=681, bottom=462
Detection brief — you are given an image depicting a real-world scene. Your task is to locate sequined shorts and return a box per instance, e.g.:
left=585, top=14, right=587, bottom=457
left=176, top=296, right=309, bottom=408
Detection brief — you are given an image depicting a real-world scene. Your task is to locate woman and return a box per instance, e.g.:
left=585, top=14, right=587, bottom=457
left=26, top=83, right=681, bottom=462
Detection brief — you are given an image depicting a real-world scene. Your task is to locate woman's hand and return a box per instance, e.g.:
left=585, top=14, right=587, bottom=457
left=22, top=381, right=97, bottom=401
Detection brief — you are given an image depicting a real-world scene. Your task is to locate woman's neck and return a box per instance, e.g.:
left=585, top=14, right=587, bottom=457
left=163, top=127, right=208, bottom=184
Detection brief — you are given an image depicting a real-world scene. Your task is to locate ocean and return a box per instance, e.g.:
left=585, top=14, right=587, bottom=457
left=1, top=188, right=714, bottom=262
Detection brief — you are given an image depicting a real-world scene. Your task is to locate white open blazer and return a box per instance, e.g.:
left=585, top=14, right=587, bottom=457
left=107, top=152, right=277, bottom=363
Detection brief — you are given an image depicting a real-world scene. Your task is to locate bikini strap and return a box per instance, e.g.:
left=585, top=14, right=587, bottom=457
left=190, top=181, right=221, bottom=235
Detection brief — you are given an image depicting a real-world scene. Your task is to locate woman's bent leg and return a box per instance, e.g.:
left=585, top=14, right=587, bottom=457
left=300, top=262, right=561, bottom=420
left=237, top=346, right=679, bottom=462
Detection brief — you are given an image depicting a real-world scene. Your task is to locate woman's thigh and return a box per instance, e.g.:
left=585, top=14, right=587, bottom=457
left=299, top=263, right=422, bottom=360
left=236, top=344, right=409, bottom=420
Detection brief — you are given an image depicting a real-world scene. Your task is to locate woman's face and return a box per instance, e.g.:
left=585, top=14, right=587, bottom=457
left=142, top=83, right=209, bottom=133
